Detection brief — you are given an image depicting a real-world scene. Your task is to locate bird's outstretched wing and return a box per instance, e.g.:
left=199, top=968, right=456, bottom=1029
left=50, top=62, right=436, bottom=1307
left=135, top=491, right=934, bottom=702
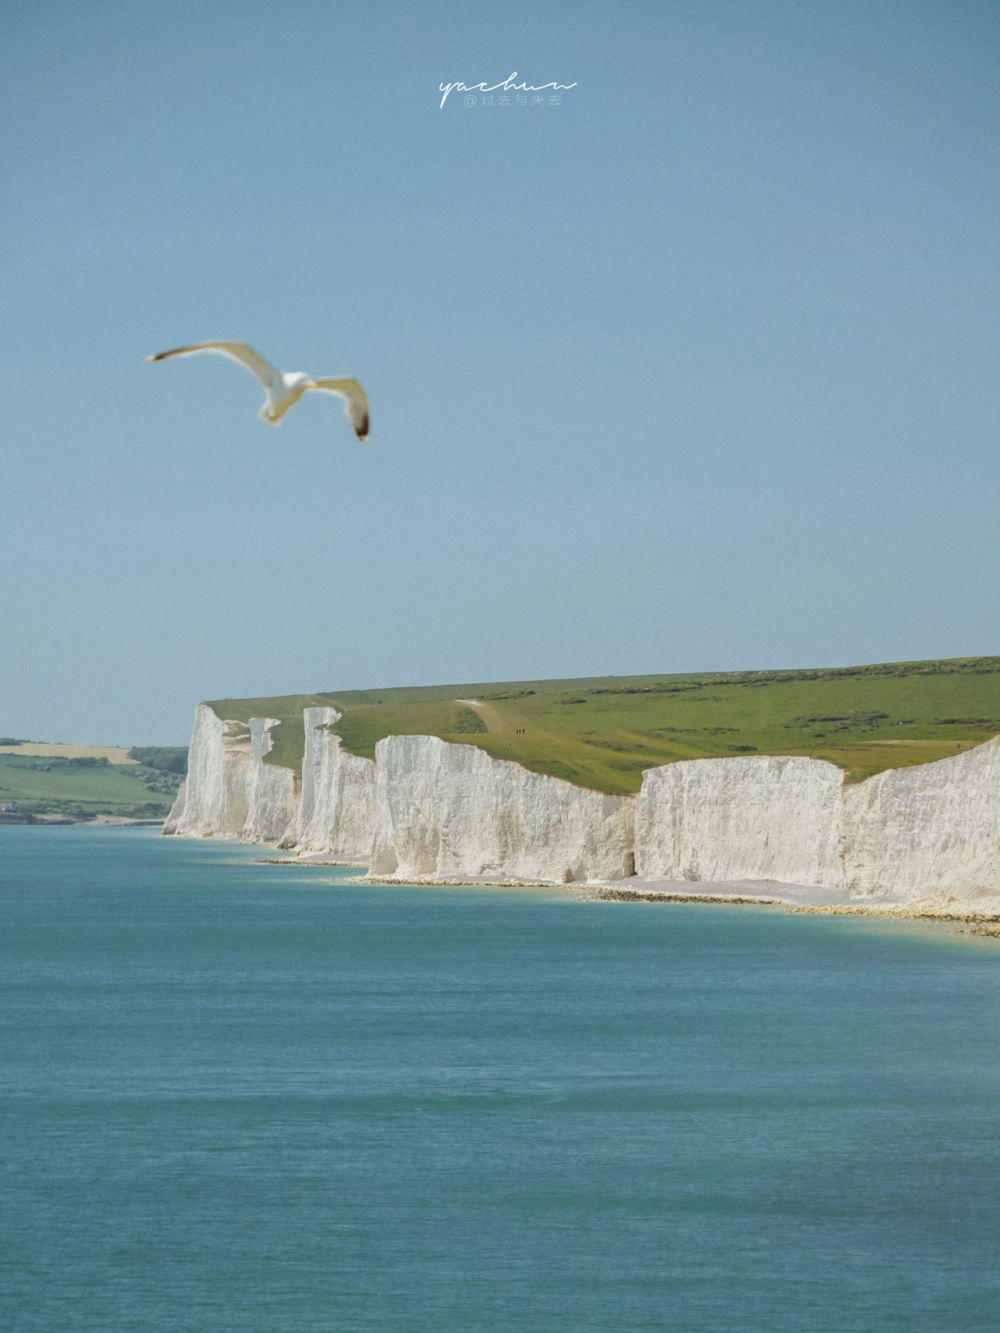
left=145, top=341, right=281, bottom=390
left=308, top=378, right=370, bottom=441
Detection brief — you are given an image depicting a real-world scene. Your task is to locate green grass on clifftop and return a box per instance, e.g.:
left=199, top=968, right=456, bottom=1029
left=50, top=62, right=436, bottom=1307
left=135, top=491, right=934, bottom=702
left=206, top=657, right=999, bottom=794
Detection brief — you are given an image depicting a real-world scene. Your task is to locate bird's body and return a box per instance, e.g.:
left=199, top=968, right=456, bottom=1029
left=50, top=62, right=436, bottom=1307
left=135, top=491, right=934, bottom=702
left=146, top=341, right=369, bottom=440
left=265, top=371, right=312, bottom=424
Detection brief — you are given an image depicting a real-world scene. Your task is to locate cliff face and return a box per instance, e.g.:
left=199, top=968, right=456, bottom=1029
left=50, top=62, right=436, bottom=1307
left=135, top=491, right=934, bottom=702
left=278, top=707, right=376, bottom=860
left=636, top=755, right=845, bottom=887
left=635, top=740, right=998, bottom=905
left=163, top=704, right=251, bottom=838
left=369, top=735, right=635, bottom=882
left=242, top=718, right=299, bottom=845
left=164, top=708, right=632, bottom=881
left=164, top=702, right=997, bottom=908
left=162, top=705, right=297, bottom=844
left=840, top=736, right=999, bottom=907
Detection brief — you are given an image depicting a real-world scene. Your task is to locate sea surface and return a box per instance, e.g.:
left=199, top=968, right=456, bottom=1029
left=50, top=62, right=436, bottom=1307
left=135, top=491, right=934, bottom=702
left=1, top=826, right=997, bottom=1333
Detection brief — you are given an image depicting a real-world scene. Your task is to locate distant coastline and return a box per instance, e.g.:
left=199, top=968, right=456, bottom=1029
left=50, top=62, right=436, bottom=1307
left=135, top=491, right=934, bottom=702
left=0, top=811, right=165, bottom=827
left=0, top=742, right=186, bottom=825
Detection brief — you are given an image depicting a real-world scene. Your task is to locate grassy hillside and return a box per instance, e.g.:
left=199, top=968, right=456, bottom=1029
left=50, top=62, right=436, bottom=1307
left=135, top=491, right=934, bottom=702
left=206, top=656, right=999, bottom=794
left=0, top=754, right=183, bottom=820
left=200, top=694, right=340, bottom=772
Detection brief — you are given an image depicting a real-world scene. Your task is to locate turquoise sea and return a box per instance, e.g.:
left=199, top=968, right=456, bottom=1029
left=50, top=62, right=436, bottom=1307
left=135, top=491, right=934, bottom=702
left=1, top=826, right=997, bottom=1332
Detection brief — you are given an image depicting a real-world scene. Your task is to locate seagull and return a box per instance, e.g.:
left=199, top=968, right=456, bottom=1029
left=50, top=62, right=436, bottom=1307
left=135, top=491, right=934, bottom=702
left=146, top=341, right=369, bottom=440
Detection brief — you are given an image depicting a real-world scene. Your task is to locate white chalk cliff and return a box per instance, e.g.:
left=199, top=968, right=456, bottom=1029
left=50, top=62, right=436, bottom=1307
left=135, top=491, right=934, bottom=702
left=368, top=735, right=635, bottom=882
left=635, top=755, right=845, bottom=888
left=633, top=739, right=998, bottom=908
left=278, top=707, right=377, bottom=860
left=242, top=717, right=299, bottom=845
left=164, top=704, right=250, bottom=838
left=164, top=704, right=998, bottom=908
left=840, top=738, right=999, bottom=907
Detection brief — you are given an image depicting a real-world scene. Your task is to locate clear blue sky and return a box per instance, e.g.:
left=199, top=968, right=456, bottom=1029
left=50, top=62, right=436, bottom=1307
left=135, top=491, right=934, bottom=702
left=2, top=0, right=996, bottom=744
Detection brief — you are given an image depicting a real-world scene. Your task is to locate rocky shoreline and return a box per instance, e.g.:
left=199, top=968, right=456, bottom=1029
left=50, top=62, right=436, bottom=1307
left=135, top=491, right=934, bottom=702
left=789, top=903, right=1000, bottom=936
left=593, top=887, right=781, bottom=905
left=249, top=860, right=1000, bottom=931
left=0, top=812, right=165, bottom=827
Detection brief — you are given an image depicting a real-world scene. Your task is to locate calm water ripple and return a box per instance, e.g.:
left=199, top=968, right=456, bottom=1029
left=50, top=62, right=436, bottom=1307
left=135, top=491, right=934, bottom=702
left=1, top=826, right=997, bottom=1332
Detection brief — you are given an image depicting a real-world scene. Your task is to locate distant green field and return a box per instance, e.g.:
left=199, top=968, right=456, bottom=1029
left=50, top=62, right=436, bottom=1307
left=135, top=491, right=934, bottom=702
left=207, top=656, right=999, bottom=794
left=0, top=755, right=180, bottom=819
